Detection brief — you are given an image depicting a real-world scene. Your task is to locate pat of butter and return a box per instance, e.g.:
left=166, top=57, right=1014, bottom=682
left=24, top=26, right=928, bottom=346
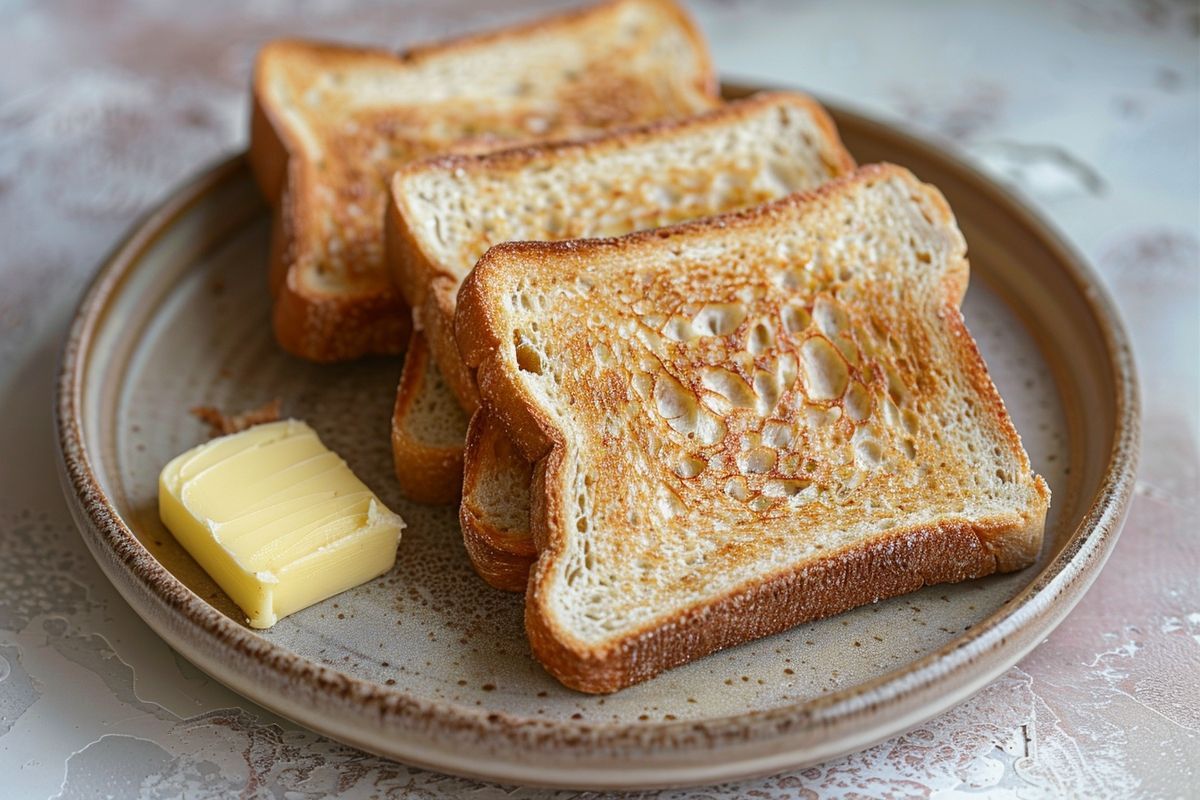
left=158, top=419, right=405, bottom=628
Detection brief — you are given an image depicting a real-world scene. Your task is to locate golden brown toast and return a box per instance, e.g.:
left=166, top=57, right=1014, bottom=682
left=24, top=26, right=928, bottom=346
left=457, top=164, right=1050, bottom=692
left=249, top=0, right=717, bottom=362
left=385, top=93, right=856, bottom=588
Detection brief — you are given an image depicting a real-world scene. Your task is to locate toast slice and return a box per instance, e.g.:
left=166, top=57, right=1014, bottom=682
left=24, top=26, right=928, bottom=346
left=457, top=164, right=1051, bottom=692
left=460, top=410, right=536, bottom=592
left=250, top=0, right=716, bottom=362
left=387, top=93, right=856, bottom=589
left=391, top=330, right=470, bottom=504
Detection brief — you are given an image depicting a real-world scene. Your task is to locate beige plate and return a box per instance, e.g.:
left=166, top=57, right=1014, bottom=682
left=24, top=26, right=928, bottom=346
left=56, top=86, right=1138, bottom=790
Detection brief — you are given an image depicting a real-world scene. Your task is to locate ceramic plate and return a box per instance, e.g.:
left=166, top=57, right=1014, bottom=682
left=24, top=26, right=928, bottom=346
left=56, top=86, right=1138, bottom=789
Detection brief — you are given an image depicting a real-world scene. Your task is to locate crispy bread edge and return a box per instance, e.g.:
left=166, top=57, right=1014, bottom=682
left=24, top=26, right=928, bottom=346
left=526, top=513, right=1045, bottom=693
left=390, top=330, right=464, bottom=505
left=248, top=48, right=288, bottom=208
left=460, top=410, right=537, bottom=592
left=460, top=513, right=535, bottom=592
left=269, top=281, right=411, bottom=362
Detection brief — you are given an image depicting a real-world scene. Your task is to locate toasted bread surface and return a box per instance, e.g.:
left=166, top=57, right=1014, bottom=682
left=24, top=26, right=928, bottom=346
left=457, top=164, right=1050, bottom=692
left=391, top=330, right=470, bottom=504
left=250, top=0, right=717, bottom=362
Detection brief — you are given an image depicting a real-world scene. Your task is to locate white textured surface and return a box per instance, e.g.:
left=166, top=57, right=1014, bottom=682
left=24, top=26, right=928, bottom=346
left=0, top=0, right=1196, bottom=797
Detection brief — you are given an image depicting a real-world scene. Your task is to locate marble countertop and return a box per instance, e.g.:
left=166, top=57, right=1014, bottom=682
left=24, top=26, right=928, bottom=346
left=1, top=1, right=1196, bottom=797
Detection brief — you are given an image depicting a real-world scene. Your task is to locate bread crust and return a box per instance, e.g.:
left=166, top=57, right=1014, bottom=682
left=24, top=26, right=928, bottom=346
left=458, top=164, right=1050, bottom=692
left=272, top=276, right=412, bottom=363
left=526, top=513, right=1043, bottom=693
left=390, top=330, right=465, bottom=505
left=248, top=66, right=288, bottom=207
left=460, top=411, right=536, bottom=591
left=461, top=517, right=536, bottom=592
left=420, top=279, right=481, bottom=414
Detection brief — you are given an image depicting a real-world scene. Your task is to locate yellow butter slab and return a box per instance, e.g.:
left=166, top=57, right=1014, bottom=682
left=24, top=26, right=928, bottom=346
left=158, top=419, right=405, bottom=628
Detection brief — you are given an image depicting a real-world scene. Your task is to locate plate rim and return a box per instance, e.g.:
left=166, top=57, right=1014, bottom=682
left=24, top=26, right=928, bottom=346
left=54, top=88, right=1140, bottom=788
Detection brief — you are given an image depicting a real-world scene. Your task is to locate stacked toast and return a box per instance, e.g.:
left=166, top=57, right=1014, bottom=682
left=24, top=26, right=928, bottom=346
left=250, top=0, right=1049, bottom=692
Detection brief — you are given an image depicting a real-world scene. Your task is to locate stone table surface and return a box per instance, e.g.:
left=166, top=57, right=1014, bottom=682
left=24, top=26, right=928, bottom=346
left=1, top=1, right=1197, bottom=797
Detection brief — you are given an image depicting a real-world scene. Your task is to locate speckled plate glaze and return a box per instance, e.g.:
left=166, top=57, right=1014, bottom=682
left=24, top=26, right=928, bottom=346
left=56, top=86, right=1138, bottom=790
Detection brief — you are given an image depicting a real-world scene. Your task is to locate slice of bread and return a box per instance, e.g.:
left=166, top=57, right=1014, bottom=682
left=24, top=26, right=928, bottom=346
left=391, top=330, right=469, bottom=504
left=250, top=0, right=717, bottom=362
left=460, top=411, right=536, bottom=592
left=457, top=164, right=1051, bottom=692
left=386, top=93, right=856, bottom=588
